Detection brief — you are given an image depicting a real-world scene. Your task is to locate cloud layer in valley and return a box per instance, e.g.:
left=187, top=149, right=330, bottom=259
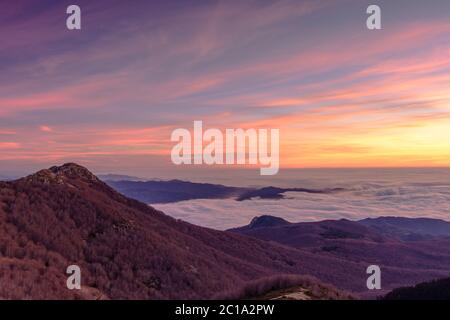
left=154, top=181, right=450, bottom=230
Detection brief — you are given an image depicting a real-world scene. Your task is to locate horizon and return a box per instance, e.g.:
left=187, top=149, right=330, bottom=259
left=3, top=162, right=450, bottom=189
left=4, top=162, right=450, bottom=178
left=4, top=162, right=450, bottom=227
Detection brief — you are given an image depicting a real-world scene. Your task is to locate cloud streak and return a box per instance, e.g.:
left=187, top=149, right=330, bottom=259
left=1, top=0, right=450, bottom=174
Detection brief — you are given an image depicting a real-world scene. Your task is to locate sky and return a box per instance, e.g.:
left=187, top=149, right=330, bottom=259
left=1, top=0, right=450, bottom=177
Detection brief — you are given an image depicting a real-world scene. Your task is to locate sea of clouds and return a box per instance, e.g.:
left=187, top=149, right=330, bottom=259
left=154, top=179, right=450, bottom=230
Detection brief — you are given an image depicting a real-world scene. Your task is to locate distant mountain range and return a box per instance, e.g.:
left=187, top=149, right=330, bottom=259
left=98, top=174, right=148, bottom=182
left=359, top=216, right=450, bottom=240
left=104, top=179, right=343, bottom=204
left=0, top=174, right=15, bottom=181
left=231, top=215, right=450, bottom=241
left=1, top=163, right=449, bottom=299
left=104, top=179, right=246, bottom=203
left=229, top=215, right=450, bottom=297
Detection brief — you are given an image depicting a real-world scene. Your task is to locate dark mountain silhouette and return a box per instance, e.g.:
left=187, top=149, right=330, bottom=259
left=105, top=179, right=246, bottom=204
left=247, top=215, right=291, bottom=229
left=382, top=277, right=450, bottom=300
left=105, top=180, right=342, bottom=204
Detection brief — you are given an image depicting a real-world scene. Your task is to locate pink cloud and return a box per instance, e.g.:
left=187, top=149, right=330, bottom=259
left=39, top=126, right=53, bottom=132
left=0, top=142, right=20, bottom=149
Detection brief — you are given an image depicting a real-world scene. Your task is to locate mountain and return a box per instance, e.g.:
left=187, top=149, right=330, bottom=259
left=98, top=174, right=148, bottom=182
left=235, top=186, right=344, bottom=201
left=1, top=164, right=448, bottom=299
left=246, top=215, right=291, bottom=229
left=229, top=216, right=386, bottom=248
left=359, top=217, right=450, bottom=241
left=230, top=215, right=450, bottom=296
left=105, top=180, right=342, bottom=204
left=382, top=277, right=450, bottom=300
left=0, top=163, right=367, bottom=299
left=105, top=179, right=246, bottom=204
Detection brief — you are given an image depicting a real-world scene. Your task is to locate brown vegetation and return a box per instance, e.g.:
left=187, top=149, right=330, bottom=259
left=0, top=163, right=360, bottom=299
left=213, top=274, right=355, bottom=300
left=1, top=163, right=447, bottom=299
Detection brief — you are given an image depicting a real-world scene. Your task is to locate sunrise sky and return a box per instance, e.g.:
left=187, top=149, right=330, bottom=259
left=1, top=0, right=450, bottom=176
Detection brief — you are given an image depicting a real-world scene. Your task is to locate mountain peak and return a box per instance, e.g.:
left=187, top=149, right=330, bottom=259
left=22, top=163, right=100, bottom=185
left=49, top=163, right=98, bottom=180
left=248, top=215, right=290, bottom=229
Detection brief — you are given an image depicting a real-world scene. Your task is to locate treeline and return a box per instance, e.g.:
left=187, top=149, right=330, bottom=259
left=382, top=278, right=450, bottom=300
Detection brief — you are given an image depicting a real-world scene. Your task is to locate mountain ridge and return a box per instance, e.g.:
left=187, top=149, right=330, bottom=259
left=1, top=164, right=449, bottom=299
left=229, top=215, right=450, bottom=294
left=0, top=163, right=368, bottom=299
left=105, top=179, right=345, bottom=204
